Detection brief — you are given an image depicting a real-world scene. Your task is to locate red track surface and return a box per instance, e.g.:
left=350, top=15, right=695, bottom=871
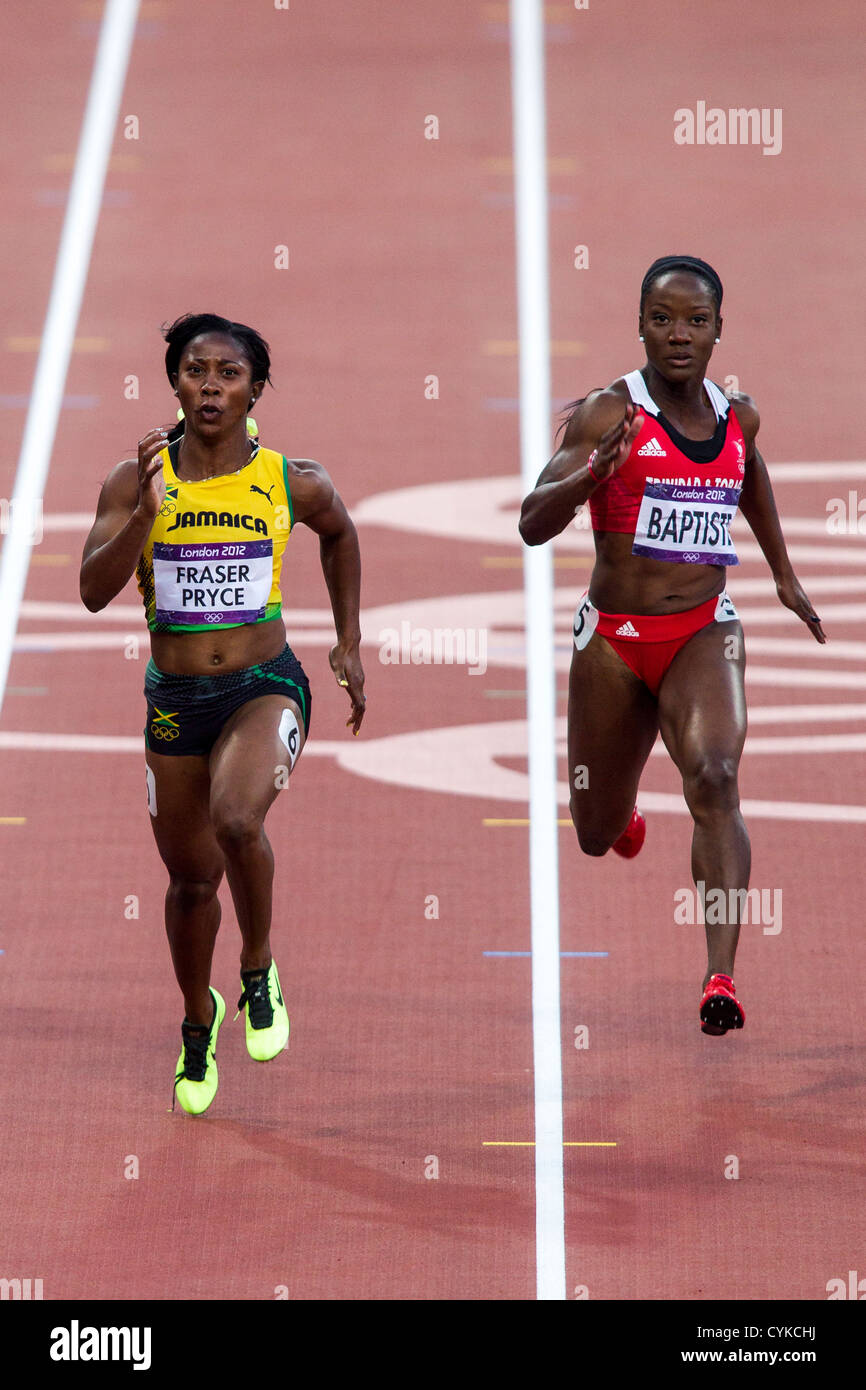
left=1, top=0, right=864, bottom=1301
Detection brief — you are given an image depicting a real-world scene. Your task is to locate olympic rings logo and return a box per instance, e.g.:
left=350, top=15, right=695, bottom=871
left=151, top=724, right=179, bottom=741
left=158, top=501, right=176, bottom=517
left=203, top=612, right=222, bottom=623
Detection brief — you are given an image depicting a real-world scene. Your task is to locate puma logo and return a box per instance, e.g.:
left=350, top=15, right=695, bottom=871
left=250, top=483, right=275, bottom=503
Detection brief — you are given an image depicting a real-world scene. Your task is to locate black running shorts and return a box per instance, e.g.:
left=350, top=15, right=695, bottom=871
left=144, top=644, right=311, bottom=756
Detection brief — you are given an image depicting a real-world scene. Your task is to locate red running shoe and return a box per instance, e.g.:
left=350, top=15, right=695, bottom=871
left=700, top=973, right=745, bottom=1035
left=612, top=806, right=645, bottom=858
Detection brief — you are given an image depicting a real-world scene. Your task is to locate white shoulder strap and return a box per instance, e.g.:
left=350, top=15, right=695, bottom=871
left=703, top=378, right=730, bottom=420
left=625, top=369, right=729, bottom=421
left=623, top=369, right=659, bottom=416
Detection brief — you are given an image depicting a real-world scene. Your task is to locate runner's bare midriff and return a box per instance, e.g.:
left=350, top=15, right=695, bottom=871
left=150, top=616, right=288, bottom=675
left=588, top=532, right=727, bottom=615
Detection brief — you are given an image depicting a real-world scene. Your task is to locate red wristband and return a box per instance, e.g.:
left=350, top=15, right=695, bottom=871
left=587, top=450, right=601, bottom=482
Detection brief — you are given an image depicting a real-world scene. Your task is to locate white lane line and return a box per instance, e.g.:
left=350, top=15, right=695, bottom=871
left=0, top=0, right=141, bottom=718
left=636, top=791, right=866, bottom=824
left=648, top=733, right=866, bottom=756
left=727, top=576, right=866, bottom=595
left=748, top=518, right=866, bottom=539
left=1, top=731, right=863, bottom=825
left=17, top=588, right=866, bottom=625
left=744, top=668, right=866, bottom=690
left=711, top=603, right=866, bottom=624
left=0, top=732, right=341, bottom=755
left=510, top=0, right=565, bottom=1302
left=14, top=628, right=866, bottom=694
left=770, top=462, right=866, bottom=480
left=745, top=703, right=866, bottom=724
left=734, top=635, right=866, bottom=659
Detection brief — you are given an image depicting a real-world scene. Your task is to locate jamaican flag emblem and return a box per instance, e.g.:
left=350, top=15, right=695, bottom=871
left=159, top=482, right=178, bottom=518
left=150, top=707, right=180, bottom=742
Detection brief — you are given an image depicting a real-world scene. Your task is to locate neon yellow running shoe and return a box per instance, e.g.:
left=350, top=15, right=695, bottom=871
left=235, top=960, right=290, bottom=1062
left=172, top=988, right=225, bottom=1114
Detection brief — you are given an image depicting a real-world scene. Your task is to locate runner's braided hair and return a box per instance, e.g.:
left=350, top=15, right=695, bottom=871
left=162, top=313, right=273, bottom=442
left=556, top=255, right=724, bottom=439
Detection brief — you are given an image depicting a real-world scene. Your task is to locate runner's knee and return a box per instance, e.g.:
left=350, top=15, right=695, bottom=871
left=211, top=805, right=264, bottom=853
left=683, top=754, right=740, bottom=815
left=167, top=875, right=221, bottom=912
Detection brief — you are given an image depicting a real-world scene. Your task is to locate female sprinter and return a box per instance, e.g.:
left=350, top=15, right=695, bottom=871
left=80, top=313, right=365, bottom=1111
left=519, top=256, right=825, bottom=1035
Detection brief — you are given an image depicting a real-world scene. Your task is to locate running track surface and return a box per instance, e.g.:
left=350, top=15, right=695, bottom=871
left=1, top=0, right=864, bottom=1300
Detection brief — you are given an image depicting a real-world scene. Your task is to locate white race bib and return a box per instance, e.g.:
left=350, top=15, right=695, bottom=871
left=633, top=482, right=739, bottom=566
left=153, top=539, right=273, bottom=625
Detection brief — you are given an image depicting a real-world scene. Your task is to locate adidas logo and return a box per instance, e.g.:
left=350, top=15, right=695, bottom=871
left=615, top=620, right=640, bottom=637
left=637, top=438, right=666, bottom=456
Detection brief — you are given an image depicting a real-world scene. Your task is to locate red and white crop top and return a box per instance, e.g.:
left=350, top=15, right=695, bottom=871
left=589, top=370, right=746, bottom=566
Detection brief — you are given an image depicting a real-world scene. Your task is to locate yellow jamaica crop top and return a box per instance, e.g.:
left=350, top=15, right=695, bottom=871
left=136, top=439, right=294, bottom=633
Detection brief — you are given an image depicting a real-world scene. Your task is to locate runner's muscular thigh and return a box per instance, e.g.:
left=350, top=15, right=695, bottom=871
left=656, top=620, right=747, bottom=773
left=144, top=748, right=225, bottom=880
left=208, top=694, right=306, bottom=827
left=568, top=632, right=659, bottom=823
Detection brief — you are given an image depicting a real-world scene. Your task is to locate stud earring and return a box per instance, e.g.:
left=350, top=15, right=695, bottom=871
left=639, top=336, right=644, bottom=342
left=714, top=337, right=720, bottom=343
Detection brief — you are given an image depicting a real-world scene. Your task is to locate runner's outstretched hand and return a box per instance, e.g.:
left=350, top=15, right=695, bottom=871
left=136, top=426, right=173, bottom=518
left=329, top=642, right=366, bottom=734
left=588, top=404, right=644, bottom=481
left=775, top=573, right=826, bottom=643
